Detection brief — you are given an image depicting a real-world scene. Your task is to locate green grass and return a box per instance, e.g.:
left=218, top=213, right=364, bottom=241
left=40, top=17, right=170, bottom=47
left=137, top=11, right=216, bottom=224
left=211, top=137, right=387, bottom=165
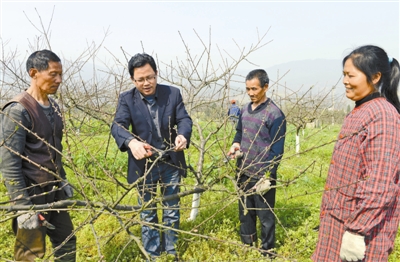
left=0, top=123, right=399, bottom=261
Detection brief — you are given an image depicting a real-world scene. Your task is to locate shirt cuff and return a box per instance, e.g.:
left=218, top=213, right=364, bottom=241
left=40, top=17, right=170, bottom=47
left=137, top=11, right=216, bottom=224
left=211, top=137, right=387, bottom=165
left=124, top=137, right=135, bottom=147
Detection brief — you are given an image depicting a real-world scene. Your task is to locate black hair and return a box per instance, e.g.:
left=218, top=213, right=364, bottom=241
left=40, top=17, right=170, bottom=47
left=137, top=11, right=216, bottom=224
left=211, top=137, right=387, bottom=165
left=245, top=69, right=269, bottom=88
left=26, top=49, right=61, bottom=73
left=343, top=45, right=400, bottom=113
left=127, top=53, right=157, bottom=78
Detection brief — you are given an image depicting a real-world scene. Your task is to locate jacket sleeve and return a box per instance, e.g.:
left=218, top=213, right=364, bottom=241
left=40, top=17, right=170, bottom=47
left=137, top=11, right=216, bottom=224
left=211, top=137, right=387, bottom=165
left=345, top=111, right=400, bottom=235
left=233, top=111, right=243, bottom=144
left=265, top=114, right=286, bottom=174
left=0, top=103, right=32, bottom=205
left=174, top=90, right=192, bottom=147
left=111, top=92, right=135, bottom=152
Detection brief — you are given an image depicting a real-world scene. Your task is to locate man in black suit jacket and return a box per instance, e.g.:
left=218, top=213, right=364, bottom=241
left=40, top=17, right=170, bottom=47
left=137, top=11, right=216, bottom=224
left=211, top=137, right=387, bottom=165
left=111, top=53, right=192, bottom=258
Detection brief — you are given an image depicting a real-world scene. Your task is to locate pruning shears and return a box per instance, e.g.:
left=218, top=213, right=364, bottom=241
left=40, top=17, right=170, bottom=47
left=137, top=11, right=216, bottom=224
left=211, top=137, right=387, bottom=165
left=224, top=148, right=243, bottom=163
left=38, top=213, right=55, bottom=230
left=144, top=145, right=170, bottom=160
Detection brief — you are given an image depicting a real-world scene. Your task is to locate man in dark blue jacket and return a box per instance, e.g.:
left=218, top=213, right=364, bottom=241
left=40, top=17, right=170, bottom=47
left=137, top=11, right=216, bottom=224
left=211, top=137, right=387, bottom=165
left=228, top=99, right=241, bottom=125
left=111, top=53, right=192, bottom=258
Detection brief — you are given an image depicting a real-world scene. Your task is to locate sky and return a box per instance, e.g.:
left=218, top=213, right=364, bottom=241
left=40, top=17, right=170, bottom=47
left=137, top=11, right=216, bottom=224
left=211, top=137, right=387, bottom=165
left=0, top=1, right=399, bottom=94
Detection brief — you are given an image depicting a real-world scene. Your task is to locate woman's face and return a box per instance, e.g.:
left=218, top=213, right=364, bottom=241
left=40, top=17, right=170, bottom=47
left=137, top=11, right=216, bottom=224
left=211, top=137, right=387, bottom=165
left=342, top=58, right=376, bottom=101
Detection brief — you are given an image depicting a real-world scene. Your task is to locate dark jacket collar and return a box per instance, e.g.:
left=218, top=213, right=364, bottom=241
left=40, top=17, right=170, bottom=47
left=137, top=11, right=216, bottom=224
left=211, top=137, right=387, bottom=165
left=355, top=92, right=381, bottom=108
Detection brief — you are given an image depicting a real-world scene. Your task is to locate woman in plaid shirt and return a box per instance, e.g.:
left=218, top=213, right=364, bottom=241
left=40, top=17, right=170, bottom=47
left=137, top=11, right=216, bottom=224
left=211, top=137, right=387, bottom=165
left=312, top=45, right=400, bottom=261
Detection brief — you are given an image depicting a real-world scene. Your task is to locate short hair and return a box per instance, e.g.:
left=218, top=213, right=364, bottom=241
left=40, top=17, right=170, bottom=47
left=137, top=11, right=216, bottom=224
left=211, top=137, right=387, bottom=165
left=128, top=53, right=157, bottom=78
left=245, top=69, right=269, bottom=88
left=343, top=45, right=400, bottom=113
left=26, top=49, right=61, bottom=73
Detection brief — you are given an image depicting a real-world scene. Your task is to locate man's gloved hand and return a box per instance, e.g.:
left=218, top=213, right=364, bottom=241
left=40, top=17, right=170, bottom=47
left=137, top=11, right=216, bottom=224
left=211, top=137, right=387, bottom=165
left=61, top=180, right=74, bottom=198
left=254, top=177, right=271, bottom=193
left=17, top=211, right=40, bottom=230
left=227, top=144, right=242, bottom=159
left=339, top=231, right=366, bottom=261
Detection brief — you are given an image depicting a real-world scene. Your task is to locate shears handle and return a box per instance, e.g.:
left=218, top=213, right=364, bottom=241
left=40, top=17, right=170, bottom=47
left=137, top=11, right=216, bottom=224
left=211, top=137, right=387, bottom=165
left=38, top=213, right=56, bottom=230
left=143, top=145, right=157, bottom=157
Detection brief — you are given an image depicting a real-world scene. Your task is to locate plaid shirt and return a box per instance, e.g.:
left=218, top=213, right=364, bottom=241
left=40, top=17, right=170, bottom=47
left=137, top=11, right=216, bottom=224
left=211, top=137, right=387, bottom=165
left=313, top=97, right=400, bottom=261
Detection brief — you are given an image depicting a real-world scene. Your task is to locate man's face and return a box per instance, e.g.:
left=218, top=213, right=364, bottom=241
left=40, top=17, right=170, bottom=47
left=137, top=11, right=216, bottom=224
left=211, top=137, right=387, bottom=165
left=31, top=61, right=63, bottom=95
left=132, top=63, right=157, bottom=96
left=245, top=78, right=267, bottom=104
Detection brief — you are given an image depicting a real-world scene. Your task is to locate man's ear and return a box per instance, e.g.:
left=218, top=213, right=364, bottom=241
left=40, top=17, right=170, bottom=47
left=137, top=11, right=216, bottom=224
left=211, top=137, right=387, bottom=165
left=372, top=72, right=382, bottom=85
left=264, top=83, right=269, bottom=90
left=29, top=68, right=38, bottom=79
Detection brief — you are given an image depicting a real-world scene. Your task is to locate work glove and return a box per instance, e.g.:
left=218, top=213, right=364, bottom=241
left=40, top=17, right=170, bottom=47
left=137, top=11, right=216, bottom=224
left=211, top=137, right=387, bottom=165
left=227, top=144, right=243, bottom=159
left=17, top=211, right=40, bottom=230
left=339, top=231, right=366, bottom=261
left=61, top=180, right=74, bottom=198
left=254, top=177, right=271, bottom=194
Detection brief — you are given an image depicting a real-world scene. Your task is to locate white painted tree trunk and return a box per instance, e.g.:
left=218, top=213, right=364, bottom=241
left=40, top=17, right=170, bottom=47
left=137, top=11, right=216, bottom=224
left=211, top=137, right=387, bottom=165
left=188, top=193, right=201, bottom=221
left=296, top=133, right=300, bottom=155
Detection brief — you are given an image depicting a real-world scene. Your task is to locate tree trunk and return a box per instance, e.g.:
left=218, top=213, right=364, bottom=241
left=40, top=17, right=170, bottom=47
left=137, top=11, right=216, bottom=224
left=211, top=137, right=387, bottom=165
left=296, top=127, right=301, bottom=155
left=188, top=193, right=201, bottom=221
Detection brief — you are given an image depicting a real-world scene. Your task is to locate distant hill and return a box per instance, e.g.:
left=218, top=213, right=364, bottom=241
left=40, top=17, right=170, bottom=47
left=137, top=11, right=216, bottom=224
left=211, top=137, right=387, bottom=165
left=266, top=58, right=343, bottom=91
